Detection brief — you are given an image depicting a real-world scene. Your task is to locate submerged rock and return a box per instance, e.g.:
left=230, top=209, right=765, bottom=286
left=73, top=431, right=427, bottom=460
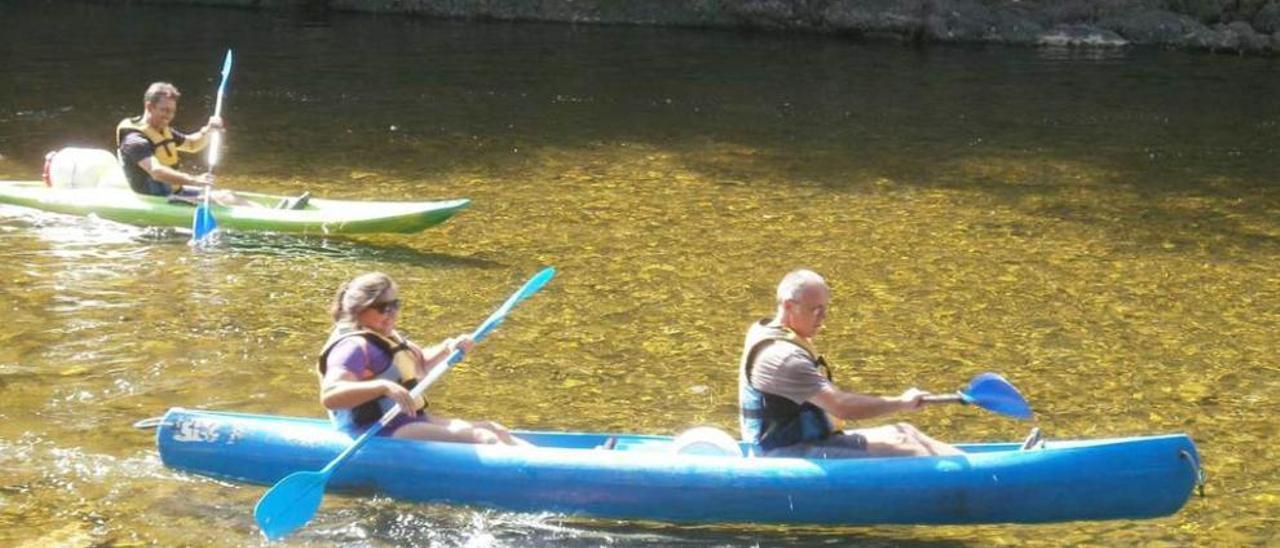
left=1038, top=24, right=1129, bottom=48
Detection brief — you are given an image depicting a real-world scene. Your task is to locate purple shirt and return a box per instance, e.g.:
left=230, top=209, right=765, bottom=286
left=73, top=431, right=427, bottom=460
left=323, top=337, right=425, bottom=436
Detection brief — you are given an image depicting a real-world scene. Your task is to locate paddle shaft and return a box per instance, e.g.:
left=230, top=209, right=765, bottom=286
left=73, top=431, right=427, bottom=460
left=206, top=50, right=232, bottom=170
left=921, top=393, right=966, bottom=405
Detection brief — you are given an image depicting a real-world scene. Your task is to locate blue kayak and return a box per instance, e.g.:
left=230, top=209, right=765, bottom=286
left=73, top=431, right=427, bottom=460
left=154, top=408, right=1200, bottom=525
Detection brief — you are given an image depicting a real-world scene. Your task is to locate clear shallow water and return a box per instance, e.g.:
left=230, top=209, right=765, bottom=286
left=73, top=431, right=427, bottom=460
left=0, top=2, right=1277, bottom=546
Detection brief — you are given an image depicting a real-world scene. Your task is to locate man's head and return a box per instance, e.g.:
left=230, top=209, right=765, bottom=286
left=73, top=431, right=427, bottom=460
left=775, top=269, right=830, bottom=339
left=142, top=82, right=181, bottom=130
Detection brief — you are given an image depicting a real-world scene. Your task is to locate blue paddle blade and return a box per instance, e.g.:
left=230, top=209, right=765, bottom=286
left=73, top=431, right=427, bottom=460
left=189, top=202, right=217, bottom=244
left=253, top=470, right=328, bottom=541
left=470, top=267, right=555, bottom=344
left=962, top=372, right=1033, bottom=419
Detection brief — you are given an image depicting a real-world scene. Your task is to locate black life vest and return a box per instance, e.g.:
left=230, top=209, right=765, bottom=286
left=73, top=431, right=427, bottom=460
left=738, top=319, right=835, bottom=451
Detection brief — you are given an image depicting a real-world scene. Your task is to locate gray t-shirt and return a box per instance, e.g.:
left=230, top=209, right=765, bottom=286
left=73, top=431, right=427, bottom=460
left=748, top=340, right=833, bottom=404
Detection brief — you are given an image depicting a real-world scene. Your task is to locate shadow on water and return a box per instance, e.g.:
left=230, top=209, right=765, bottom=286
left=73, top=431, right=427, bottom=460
left=182, top=231, right=505, bottom=270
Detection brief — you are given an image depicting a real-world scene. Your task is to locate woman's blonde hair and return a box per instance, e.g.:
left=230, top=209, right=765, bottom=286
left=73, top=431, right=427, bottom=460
left=331, top=272, right=396, bottom=323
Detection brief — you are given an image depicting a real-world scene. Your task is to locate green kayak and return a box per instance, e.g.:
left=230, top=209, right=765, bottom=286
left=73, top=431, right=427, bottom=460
left=0, top=180, right=469, bottom=235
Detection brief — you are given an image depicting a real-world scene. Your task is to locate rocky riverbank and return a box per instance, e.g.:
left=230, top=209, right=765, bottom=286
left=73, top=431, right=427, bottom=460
left=119, top=1, right=1280, bottom=55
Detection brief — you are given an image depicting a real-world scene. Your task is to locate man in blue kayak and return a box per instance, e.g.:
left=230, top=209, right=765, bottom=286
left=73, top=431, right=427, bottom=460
left=739, top=269, right=961, bottom=458
left=117, top=82, right=305, bottom=209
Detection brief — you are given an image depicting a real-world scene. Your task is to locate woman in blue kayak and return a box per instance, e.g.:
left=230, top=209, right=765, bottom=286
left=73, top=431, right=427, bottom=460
left=318, top=272, right=527, bottom=445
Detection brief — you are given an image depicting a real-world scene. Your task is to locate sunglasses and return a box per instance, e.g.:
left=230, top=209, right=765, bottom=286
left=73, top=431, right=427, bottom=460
left=370, top=299, right=401, bottom=314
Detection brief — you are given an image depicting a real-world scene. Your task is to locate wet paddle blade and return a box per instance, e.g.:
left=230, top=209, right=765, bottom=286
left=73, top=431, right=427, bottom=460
left=253, top=470, right=328, bottom=541
left=189, top=201, right=217, bottom=245
left=963, top=372, right=1033, bottom=420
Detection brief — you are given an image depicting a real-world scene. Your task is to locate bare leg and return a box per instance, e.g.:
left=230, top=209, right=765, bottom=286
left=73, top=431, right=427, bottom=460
left=854, top=423, right=962, bottom=457
left=896, top=423, right=963, bottom=456
left=471, top=420, right=533, bottom=447
left=393, top=417, right=529, bottom=446
left=210, top=189, right=264, bottom=208
left=390, top=420, right=478, bottom=444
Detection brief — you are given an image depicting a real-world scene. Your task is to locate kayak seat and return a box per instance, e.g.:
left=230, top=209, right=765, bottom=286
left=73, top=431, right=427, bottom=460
left=1020, top=427, right=1044, bottom=450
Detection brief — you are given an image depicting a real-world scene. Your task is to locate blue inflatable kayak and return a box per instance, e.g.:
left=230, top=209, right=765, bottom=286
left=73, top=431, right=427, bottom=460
left=154, top=408, right=1200, bottom=525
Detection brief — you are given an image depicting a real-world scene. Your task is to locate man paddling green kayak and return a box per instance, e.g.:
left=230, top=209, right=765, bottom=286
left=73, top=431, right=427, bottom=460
left=116, top=81, right=306, bottom=209
left=118, top=82, right=244, bottom=206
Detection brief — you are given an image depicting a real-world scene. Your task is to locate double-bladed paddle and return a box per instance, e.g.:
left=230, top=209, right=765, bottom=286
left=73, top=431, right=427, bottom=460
left=922, top=372, right=1033, bottom=419
left=253, top=267, right=557, bottom=540
left=190, top=49, right=232, bottom=245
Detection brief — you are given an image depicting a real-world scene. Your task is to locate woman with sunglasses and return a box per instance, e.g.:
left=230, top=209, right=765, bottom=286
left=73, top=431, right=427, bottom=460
left=318, top=272, right=526, bottom=445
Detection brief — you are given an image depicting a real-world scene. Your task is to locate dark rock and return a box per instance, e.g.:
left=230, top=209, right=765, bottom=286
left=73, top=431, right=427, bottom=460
left=1102, top=9, right=1206, bottom=44
left=1186, top=20, right=1270, bottom=52
left=922, top=0, right=1044, bottom=44
left=1223, top=0, right=1271, bottom=23
left=1256, top=2, right=1280, bottom=33
left=729, top=0, right=812, bottom=28
left=1165, top=0, right=1225, bottom=23
left=819, top=0, right=928, bottom=36
left=1020, top=0, right=1166, bottom=24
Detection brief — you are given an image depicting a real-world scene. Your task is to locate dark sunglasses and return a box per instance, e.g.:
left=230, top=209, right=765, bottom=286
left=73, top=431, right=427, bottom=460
left=370, top=299, right=401, bottom=314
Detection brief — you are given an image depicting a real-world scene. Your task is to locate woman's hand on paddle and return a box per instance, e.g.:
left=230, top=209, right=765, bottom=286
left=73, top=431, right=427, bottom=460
left=379, top=379, right=416, bottom=415
left=446, top=335, right=475, bottom=355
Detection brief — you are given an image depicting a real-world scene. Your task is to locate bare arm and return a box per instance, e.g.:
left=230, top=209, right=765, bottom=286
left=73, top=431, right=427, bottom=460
left=175, top=116, right=223, bottom=153
left=135, top=156, right=212, bottom=188
left=320, top=370, right=414, bottom=414
left=810, top=384, right=926, bottom=421
left=409, top=335, right=475, bottom=377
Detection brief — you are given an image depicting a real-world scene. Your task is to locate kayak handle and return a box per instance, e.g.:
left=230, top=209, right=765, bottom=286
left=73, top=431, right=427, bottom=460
left=132, top=417, right=166, bottom=430
left=1179, top=449, right=1207, bottom=497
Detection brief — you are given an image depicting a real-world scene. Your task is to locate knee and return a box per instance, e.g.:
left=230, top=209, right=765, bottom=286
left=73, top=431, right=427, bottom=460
left=476, top=420, right=507, bottom=432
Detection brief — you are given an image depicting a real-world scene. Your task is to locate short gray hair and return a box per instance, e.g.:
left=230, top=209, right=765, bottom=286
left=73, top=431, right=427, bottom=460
left=775, top=269, right=826, bottom=304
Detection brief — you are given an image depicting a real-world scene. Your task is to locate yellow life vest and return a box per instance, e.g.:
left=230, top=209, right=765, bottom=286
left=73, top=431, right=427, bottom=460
left=318, top=324, right=428, bottom=431
left=116, top=116, right=199, bottom=168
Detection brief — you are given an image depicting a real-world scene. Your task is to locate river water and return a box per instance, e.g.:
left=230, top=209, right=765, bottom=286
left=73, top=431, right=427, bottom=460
left=0, top=2, right=1276, bottom=546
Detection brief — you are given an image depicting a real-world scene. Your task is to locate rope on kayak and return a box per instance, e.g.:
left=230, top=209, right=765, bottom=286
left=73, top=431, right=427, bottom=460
left=132, top=417, right=166, bottom=430
left=1179, top=449, right=1206, bottom=497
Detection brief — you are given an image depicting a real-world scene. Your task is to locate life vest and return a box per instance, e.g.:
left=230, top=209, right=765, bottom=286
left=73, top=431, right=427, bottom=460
left=317, top=323, right=427, bottom=432
left=738, top=319, right=835, bottom=451
left=116, top=116, right=189, bottom=168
